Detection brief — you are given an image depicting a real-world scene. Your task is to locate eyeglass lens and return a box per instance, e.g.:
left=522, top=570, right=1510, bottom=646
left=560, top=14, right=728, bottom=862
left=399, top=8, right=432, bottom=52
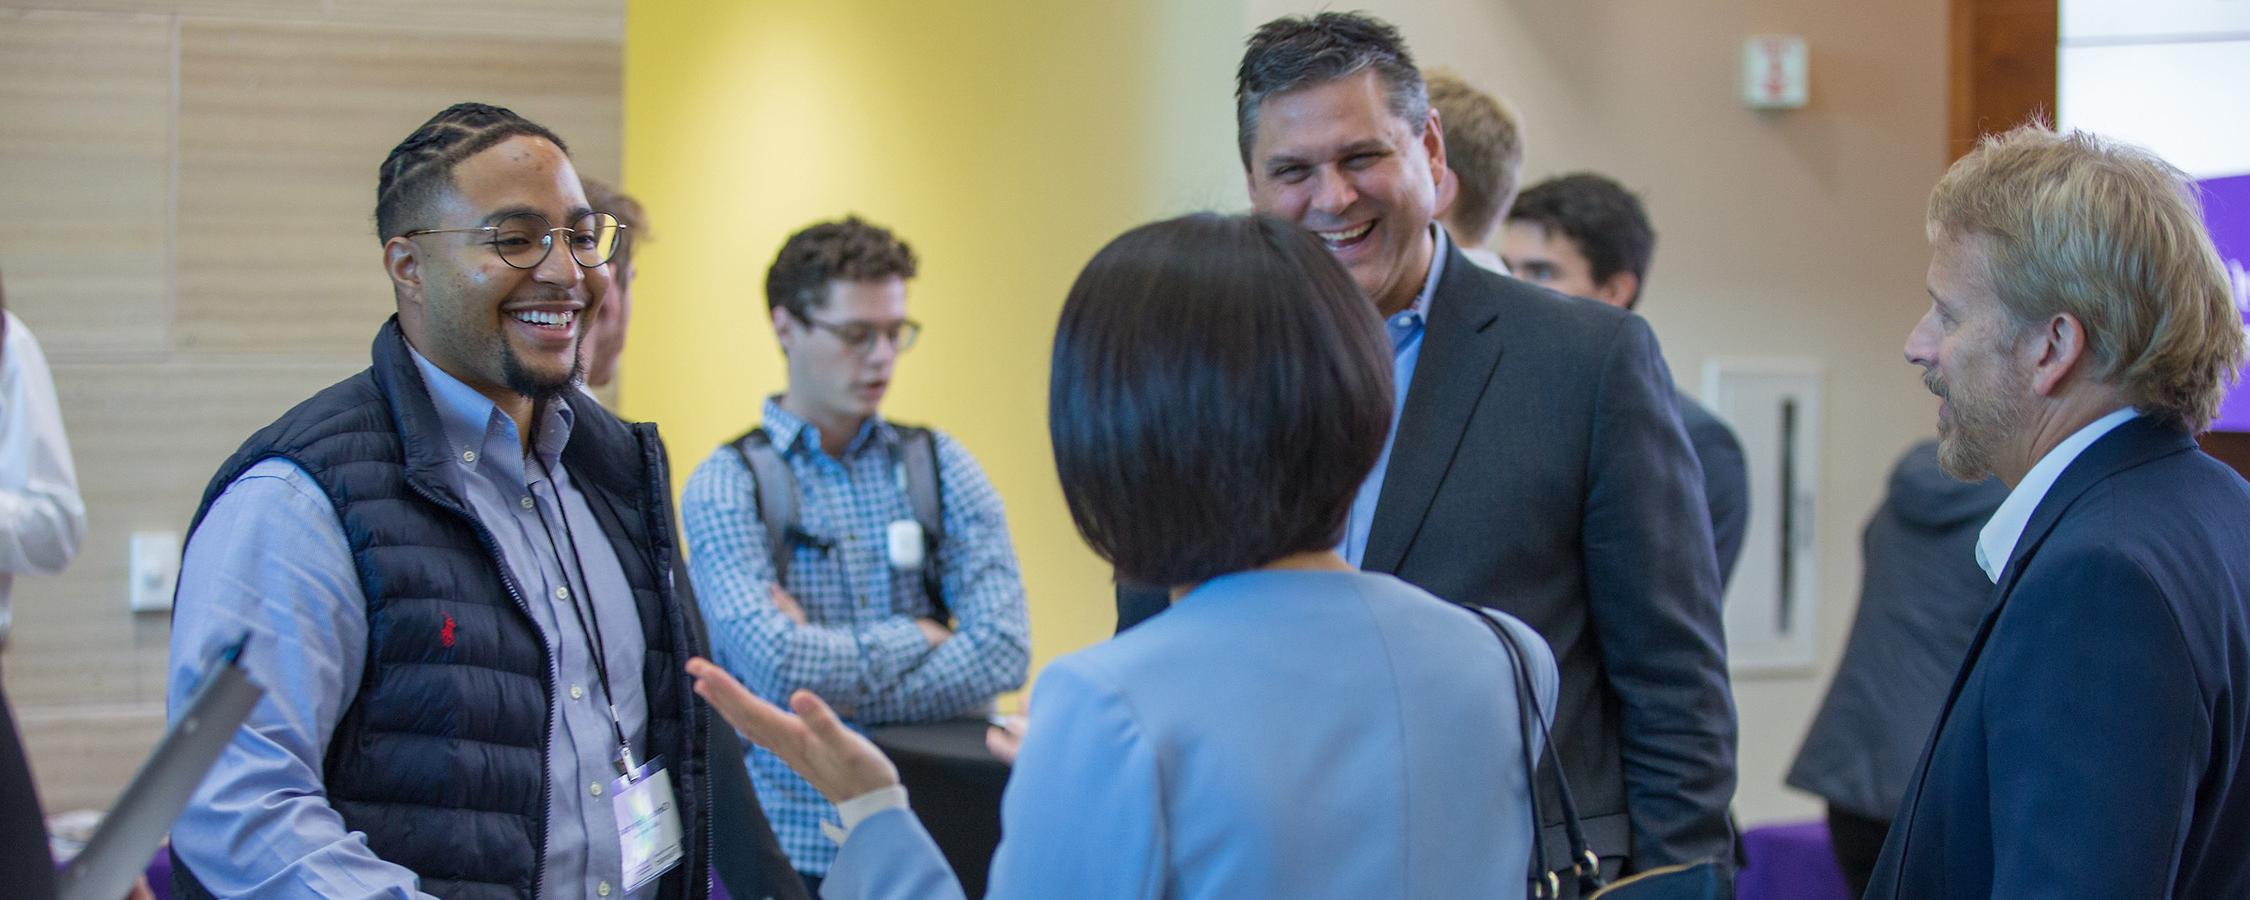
left=826, top=319, right=921, bottom=353
left=491, top=212, right=624, bottom=269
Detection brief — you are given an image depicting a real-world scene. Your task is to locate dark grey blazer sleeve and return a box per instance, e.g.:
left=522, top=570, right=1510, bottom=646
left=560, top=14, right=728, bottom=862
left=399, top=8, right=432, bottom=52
left=1582, top=316, right=1738, bottom=872
left=1680, top=398, right=1750, bottom=591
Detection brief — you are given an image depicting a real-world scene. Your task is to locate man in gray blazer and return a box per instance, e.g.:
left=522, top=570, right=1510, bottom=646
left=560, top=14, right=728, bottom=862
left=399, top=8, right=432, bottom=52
left=1120, top=13, right=1736, bottom=889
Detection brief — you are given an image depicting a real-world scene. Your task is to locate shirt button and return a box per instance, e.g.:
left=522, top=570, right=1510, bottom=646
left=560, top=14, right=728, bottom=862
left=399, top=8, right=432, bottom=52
left=555, top=586, right=570, bottom=601
left=519, top=495, right=535, bottom=509
left=598, top=883, right=612, bottom=897
left=570, top=684, right=584, bottom=700
left=590, top=782, right=603, bottom=797
left=857, top=596, right=869, bottom=607
left=461, top=449, right=478, bottom=464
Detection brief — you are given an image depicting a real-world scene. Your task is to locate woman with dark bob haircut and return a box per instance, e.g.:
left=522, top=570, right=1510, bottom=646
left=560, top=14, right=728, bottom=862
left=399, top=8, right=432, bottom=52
left=689, top=214, right=1555, bottom=898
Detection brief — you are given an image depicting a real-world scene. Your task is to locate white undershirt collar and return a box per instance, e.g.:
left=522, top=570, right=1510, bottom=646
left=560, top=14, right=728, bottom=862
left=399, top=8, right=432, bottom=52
left=1974, top=406, right=2139, bottom=582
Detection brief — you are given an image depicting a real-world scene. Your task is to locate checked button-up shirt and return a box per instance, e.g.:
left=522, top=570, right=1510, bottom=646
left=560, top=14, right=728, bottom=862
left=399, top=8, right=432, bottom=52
left=682, top=398, right=1030, bottom=876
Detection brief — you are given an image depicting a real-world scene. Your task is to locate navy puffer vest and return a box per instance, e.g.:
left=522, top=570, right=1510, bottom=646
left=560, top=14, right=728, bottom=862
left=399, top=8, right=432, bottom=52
left=173, top=320, right=711, bottom=900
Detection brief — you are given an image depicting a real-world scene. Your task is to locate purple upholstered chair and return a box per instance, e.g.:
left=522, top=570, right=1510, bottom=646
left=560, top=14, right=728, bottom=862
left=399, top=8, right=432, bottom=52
left=1736, top=820, right=1854, bottom=900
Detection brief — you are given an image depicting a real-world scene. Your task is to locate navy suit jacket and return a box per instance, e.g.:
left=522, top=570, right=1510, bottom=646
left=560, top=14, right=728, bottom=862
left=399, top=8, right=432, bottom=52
left=1680, top=395, right=1749, bottom=589
left=1866, top=417, right=2250, bottom=898
left=1117, top=245, right=1736, bottom=879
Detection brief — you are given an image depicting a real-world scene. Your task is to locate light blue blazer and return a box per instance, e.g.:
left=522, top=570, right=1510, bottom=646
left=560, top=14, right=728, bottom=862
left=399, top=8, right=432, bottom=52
left=824, top=569, right=1557, bottom=899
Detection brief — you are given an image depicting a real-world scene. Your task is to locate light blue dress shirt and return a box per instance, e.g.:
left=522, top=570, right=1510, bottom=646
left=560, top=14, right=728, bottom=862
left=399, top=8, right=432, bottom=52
left=1341, top=225, right=1449, bottom=567
left=167, top=348, right=657, bottom=899
left=681, top=398, right=1030, bottom=875
left=823, top=569, right=1557, bottom=899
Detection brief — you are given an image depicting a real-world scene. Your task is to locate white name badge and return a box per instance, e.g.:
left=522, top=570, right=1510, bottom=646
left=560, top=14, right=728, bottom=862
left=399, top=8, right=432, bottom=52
left=887, top=519, right=925, bottom=569
left=611, top=756, right=684, bottom=891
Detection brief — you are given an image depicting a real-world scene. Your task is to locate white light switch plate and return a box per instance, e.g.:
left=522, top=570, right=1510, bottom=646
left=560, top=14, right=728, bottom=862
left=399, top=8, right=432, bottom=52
left=129, top=531, right=181, bottom=613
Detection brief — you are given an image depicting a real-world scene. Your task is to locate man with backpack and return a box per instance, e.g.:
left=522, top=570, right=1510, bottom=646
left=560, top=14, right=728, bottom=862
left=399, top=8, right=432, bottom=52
left=680, top=216, right=1031, bottom=894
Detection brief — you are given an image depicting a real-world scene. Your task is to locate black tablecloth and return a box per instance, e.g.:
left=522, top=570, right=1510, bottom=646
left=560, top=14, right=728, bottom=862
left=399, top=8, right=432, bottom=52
left=869, top=719, right=1010, bottom=898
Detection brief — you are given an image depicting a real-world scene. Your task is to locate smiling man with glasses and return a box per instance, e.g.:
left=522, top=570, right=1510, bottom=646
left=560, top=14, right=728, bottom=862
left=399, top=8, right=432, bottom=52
left=680, top=216, right=1030, bottom=893
left=163, top=102, right=803, bottom=900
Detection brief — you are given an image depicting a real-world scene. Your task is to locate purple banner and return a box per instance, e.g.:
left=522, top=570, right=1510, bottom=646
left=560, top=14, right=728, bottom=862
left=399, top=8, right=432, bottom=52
left=2204, top=173, right=2250, bottom=432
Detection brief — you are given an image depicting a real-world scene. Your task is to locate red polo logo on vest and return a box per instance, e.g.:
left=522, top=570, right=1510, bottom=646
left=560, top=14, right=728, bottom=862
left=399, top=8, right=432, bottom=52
left=441, top=613, right=457, bottom=648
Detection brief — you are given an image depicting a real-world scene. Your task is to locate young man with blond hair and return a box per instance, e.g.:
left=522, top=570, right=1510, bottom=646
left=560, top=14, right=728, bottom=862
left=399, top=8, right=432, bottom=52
left=1425, top=68, right=1525, bottom=274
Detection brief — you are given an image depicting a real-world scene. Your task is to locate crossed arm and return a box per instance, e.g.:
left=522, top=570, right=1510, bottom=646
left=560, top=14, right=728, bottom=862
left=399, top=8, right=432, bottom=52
left=682, top=435, right=1029, bottom=722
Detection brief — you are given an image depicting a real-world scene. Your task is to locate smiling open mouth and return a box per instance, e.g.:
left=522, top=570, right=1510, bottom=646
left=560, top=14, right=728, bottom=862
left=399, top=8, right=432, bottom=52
left=510, top=309, right=577, bottom=329
left=1315, top=221, right=1375, bottom=249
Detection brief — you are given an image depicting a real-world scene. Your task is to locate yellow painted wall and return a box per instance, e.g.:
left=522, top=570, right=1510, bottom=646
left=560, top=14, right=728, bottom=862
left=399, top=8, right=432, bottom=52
left=621, top=0, right=1246, bottom=679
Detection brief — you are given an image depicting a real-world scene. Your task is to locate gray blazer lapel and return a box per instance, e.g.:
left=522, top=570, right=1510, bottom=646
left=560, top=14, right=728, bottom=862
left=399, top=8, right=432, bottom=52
left=1361, top=246, right=1507, bottom=574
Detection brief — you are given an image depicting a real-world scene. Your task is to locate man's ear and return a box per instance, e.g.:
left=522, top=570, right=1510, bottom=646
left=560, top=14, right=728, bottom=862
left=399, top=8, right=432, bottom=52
left=1436, top=165, right=1461, bottom=221
left=1595, top=271, right=1641, bottom=311
left=1421, top=108, right=1447, bottom=188
left=2027, top=311, right=2092, bottom=397
left=384, top=237, right=424, bottom=311
left=771, top=305, right=796, bottom=357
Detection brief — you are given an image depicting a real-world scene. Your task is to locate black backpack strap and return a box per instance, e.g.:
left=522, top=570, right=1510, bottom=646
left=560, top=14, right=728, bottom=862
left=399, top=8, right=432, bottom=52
left=891, top=424, right=949, bottom=623
left=730, top=428, right=799, bottom=584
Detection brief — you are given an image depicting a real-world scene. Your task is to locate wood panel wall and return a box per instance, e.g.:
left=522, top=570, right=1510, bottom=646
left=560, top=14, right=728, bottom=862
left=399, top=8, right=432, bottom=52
left=1946, top=0, right=2057, bottom=158
left=0, top=0, right=622, bottom=812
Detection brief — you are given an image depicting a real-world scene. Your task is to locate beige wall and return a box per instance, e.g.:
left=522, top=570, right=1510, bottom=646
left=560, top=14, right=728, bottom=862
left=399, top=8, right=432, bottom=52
left=0, top=0, right=622, bottom=811
left=1240, top=0, right=1950, bottom=823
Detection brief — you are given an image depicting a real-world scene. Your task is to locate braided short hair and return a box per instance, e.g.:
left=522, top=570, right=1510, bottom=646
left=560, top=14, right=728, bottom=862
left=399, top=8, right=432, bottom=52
left=375, top=103, right=569, bottom=240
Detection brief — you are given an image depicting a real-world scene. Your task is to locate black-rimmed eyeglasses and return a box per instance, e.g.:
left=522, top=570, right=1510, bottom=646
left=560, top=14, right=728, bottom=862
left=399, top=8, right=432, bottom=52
left=402, top=212, right=628, bottom=270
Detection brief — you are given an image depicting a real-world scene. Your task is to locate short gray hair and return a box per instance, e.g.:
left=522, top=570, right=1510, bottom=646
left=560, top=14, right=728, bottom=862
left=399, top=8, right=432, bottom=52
left=1235, top=12, right=1428, bottom=167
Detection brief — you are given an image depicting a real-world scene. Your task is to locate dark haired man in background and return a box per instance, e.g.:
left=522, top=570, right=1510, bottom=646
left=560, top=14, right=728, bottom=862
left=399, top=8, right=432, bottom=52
left=682, top=216, right=1029, bottom=893
left=1504, top=172, right=1750, bottom=587
left=165, top=102, right=800, bottom=900
left=1122, top=13, right=1738, bottom=892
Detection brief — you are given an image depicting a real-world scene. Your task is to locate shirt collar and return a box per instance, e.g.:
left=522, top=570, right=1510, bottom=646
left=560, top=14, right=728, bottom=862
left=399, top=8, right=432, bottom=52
left=1974, top=405, right=2140, bottom=582
left=760, top=396, right=891, bottom=460
left=407, top=345, right=575, bottom=476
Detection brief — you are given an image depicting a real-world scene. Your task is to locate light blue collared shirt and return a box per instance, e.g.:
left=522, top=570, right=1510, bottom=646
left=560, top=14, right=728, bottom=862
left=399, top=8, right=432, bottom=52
left=1341, top=225, right=1449, bottom=567
left=1974, top=405, right=2140, bottom=582
left=168, top=347, right=656, bottom=899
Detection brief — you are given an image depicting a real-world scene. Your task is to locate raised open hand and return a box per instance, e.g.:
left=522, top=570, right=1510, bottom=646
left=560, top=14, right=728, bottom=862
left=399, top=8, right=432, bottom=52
left=685, top=657, right=899, bottom=803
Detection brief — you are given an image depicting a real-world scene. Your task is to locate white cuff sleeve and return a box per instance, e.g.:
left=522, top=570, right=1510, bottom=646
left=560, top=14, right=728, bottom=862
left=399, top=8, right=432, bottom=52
left=824, top=784, right=912, bottom=844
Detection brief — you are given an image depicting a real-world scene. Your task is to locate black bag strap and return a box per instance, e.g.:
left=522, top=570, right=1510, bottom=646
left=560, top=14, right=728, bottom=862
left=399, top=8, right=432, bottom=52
left=890, top=425, right=950, bottom=623
left=1463, top=603, right=1605, bottom=898
left=730, top=428, right=799, bottom=583
left=894, top=426, right=945, bottom=549
left=733, top=424, right=953, bottom=622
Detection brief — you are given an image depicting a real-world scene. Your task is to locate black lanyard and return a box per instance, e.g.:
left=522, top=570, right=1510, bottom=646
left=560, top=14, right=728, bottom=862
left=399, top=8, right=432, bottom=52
left=529, top=450, right=636, bottom=779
